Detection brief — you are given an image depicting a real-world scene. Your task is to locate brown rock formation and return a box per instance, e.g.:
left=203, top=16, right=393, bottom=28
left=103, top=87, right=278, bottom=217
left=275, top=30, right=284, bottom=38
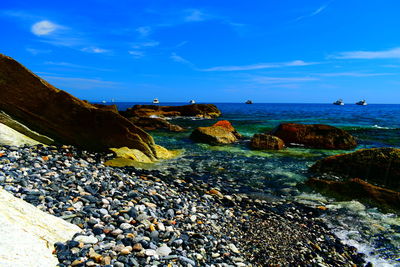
left=92, top=103, right=119, bottom=113
left=250, top=134, right=285, bottom=150
left=128, top=117, right=184, bottom=132
left=0, top=54, right=156, bottom=157
left=272, top=123, right=357, bottom=150
left=190, top=120, right=241, bottom=145
left=306, top=178, right=400, bottom=212
left=121, top=104, right=222, bottom=119
left=310, top=148, right=400, bottom=191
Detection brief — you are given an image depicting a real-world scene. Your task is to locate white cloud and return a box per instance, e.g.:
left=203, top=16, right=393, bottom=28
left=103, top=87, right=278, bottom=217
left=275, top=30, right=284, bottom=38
left=129, top=51, right=145, bottom=58
left=201, top=60, right=316, bottom=72
left=132, top=41, right=159, bottom=49
left=184, top=9, right=207, bottom=22
left=31, top=20, right=59, bottom=36
left=26, top=47, right=51, bottom=55
left=332, top=47, right=400, bottom=59
left=294, top=3, right=329, bottom=22
left=252, top=76, right=318, bottom=84
left=136, top=26, right=151, bottom=37
left=170, top=52, right=192, bottom=65
left=82, top=47, right=109, bottom=53
left=317, top=72, right=393, bottom=77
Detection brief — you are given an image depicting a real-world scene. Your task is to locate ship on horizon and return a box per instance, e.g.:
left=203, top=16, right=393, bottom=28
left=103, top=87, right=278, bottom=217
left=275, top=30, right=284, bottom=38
left=356, top=100, right=367, bottom=106
left=333, top=99, right=344, bottom=105
left=152, top=98, right=160, bottom=104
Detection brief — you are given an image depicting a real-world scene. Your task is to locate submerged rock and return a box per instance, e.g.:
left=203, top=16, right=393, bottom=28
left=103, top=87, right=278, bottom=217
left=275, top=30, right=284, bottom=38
left=250, top=133, right=285, bottom=150
left=190, top=120, right=242, bottom=145
left=121, top=104, right=222, bottom=119
left=128, top=117, right=184, bottom=132
left=0, top=54, right=157, bottom=157
left=306, top=178, right=400, bottom=212
left=310, top=147, right=400, bottom=191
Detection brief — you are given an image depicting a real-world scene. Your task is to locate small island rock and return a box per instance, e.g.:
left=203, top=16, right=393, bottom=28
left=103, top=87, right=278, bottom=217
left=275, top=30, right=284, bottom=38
left=190, top=120, right=241, bottom=145
left=250, top=133, right=285, bottom=150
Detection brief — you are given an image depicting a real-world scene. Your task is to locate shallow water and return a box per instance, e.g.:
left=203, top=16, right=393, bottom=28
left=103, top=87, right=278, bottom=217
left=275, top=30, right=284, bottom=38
left=114, top=102, right=400, bottom=265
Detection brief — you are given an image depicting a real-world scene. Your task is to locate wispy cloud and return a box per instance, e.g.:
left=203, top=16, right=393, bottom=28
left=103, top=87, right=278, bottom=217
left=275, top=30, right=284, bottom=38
left=136, top=26, right=151, bottom=37
left=81, top=47, right=109, bottom=53
left=201, top=60, right=316, bottom=72
left=129, top=51, right=145, bottom=58
left=31, top=20, right=61, bottom=36
left=184, top=9, right=208, bottom=22
left=316, top=72, right=394, bottom=77
left=170, top=52, right=193, bottom=66
left=43, top=76, right=119, bottom=90
left=331, top=47, right=400, bottom=59
left=251, top=76, right=318, bottom=84
left=44, top=61, right=113, bottom=72
left=26, top=47, right=52, bottom=55
left=132, top=41, right=159, bottom=49
left=294, top=3, right=329, bottom=22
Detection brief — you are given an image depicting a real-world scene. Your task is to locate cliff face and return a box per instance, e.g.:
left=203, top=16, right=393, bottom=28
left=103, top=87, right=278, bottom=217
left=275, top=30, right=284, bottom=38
left=0, top=54, right=156, bottom=158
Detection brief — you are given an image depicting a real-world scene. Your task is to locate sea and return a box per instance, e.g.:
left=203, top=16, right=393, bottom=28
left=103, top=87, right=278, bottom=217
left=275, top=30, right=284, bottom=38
left=112, top=102, right=400, bottom=266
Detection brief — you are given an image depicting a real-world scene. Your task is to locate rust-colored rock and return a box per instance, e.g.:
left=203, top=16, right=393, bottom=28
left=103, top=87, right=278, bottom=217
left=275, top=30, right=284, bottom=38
left=190, top=120, right=241, bottom=145
left=310, top=147, right=400, bottom=191
left=306, top=178, right=400, bottom=212
left=128, top=117, right=184, bottom=132
left=250, top=134, right=285, bottom=150
left=0, top=54, right=156, bottom=157
left=121, top=104, right=221, bottom=119
left=272, top=123, right=357, bottom=150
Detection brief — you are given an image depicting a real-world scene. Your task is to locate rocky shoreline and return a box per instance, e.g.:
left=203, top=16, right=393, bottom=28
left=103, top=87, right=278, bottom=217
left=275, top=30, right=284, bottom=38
left=0, top=144, right=368, bottom=266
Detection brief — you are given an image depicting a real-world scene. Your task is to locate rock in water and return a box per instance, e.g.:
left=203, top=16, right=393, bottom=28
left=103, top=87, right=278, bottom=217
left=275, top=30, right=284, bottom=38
left=190, top=120, right=241, bottom=145
left=0, top=187, right=81, bottom=266
left=121, top=104, right=222, bottom=119
left=272, top=123, right=357, bottom=150
left=310, top=147, right=400, bottom=191
left=0, top=54, right=157, bottom=157
left=128, top=117, right=184, bottom=132
left=306, top=178, right=400, bottom=212
left=250, top=133, right=285, bottom=150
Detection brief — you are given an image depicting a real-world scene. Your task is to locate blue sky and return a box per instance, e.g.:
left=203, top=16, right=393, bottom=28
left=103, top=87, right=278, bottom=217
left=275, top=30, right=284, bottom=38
left=2, top=0, right=400, bottom=103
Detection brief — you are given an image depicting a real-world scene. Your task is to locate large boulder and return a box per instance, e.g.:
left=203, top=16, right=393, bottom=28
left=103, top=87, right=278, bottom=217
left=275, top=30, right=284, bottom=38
left=121, top=104, right=222, bottom=119
left=306, top=178, right=400, bottom=212
left=0, top=54, right=156, bottom=157
left=310, top=148, right=400, bottom=191
left=250, top=134, right=285, bottom=150
left=0, top=187, right=81, bottom=266
left=272, top=123, right=357, bottom=150
left=190, top=120, right=241, bottom=145
left=128, top=117, right=184, bottom=132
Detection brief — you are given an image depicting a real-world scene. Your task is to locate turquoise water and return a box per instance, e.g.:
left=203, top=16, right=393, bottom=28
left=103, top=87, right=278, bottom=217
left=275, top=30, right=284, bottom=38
left=114, top=102, right=400, bottom=266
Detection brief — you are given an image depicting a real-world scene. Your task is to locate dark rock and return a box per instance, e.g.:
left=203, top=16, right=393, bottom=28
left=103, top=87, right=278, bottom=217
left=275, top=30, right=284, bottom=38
left=310, top=147, right=400, bottom=191
left=190, top=120, right=242, bottom=145
left=121, top=104, right=221, bottom=119
left=127, top=117, right=184, bottom=132
left=272, top=123, right=357, bottom=150
left=91, top=103, right=119, bottom=113
left=306, top=178, right=400, bottom=212
left=250, top=133, right=285, bottom=150
left=0, top=54, right=157, bottom=157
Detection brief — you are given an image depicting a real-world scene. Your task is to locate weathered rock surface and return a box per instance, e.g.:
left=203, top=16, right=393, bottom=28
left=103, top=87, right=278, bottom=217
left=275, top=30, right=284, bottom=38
left=250, top=133, right=285, bottom=150
left=0, top=123, right=41, bottom=147
left=306, top=178, right=400, bottom=212
left=128, top=117, right=184, bottom=132
left=190, top=120, right=241, bottom=145
left=310, top=147, right=400, bottom=191
left=272, top=123, right=357, bottom=150
left=0, top=187, right=81, bottom=266
left=0, top=54, right=157, bottom=157
left=121, top=104, right=222, bottom=119
left=91, top=103, right=119, bottom=113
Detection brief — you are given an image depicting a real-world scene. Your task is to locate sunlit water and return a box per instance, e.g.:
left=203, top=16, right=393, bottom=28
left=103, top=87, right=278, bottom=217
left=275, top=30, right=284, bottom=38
left=114, top=102, right=400, bottom=266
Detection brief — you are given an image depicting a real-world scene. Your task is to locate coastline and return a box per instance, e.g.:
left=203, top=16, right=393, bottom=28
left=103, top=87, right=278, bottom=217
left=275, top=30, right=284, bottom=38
left=0, top=144, right=367, bottom=266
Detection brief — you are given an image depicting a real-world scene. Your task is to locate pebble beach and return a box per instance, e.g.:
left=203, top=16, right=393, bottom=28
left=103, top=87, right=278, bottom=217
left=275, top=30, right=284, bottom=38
left=0, top=144, right=368, bottom=266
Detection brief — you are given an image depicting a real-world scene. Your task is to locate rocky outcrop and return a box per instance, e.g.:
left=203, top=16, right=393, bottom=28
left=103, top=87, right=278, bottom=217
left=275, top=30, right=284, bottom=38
left=0, top=54, right=157, bottom=157
left=0, top=187, right=81, bottom=266
left=128, top=117, right=184, bottom=132
left=306, top=178, right=400, bottom=212
left=92, top=103, right=119, bottom=113
left=190, top=120, right=241, bottom=145
left=250, top=134, right=285, bottom=150
left=310, top=148, right=400, bottom=191
left=121, top=104, right=222, bottom=119
left=272, top=123, right=357, bottom=150
left=0, top=123, right=41, bottom=146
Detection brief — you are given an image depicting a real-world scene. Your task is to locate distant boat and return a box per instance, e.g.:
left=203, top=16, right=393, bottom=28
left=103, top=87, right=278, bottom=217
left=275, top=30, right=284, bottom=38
left=189, top=100, right=196, bottom=104
left=245, top=100, right=253, bottom=104
left=333, top=99, right=344, bottom=105
left=356, top=100, right=367, bottom=106
left=152, top=98, right=160, bottom=104
left=101, top=100, right=106, bottom=104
